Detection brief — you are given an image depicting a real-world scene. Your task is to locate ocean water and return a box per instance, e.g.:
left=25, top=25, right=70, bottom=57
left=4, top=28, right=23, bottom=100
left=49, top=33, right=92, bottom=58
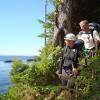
left=0, top=55, right=33, bottom=94
left=0, top=61, right=11, bottom=94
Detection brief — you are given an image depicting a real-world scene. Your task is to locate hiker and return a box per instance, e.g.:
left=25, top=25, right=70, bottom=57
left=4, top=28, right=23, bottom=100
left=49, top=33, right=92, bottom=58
left=58, top=33, right=79, bottom=87
left=77, top=20, right=100, bottom=57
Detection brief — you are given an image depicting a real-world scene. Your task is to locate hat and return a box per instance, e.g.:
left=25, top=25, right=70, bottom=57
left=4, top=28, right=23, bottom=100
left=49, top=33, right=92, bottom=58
left=64, top=33, right=76, bottom=41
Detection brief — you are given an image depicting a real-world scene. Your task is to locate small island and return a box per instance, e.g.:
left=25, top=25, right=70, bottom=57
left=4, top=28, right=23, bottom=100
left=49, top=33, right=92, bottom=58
left=4, top=60, right=13, bottom=63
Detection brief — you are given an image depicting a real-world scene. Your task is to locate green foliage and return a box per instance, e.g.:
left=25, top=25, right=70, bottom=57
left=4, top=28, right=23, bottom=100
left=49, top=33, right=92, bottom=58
left=7, top=44, right=100, bottom=100
left=49, top=0, right=62, bottom=7
left=38, top=12, right=55, bottom=42
left=28, top=44, right=63, bottom=86
left=0, top=94, right=6, bottom=100
left=6, top=84, right=63, bottom=100
left=9, top=44, right=63, bottom=87
left=75, top=56, right=100, bottom=100
left=6, top=83, right=37, bottom=100
left=10, top=59, right=30, bottom=84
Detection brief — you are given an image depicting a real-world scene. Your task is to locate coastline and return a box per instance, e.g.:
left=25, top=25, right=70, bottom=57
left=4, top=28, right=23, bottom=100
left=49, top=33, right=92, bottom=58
left=0, top=55, right=34, bottom=94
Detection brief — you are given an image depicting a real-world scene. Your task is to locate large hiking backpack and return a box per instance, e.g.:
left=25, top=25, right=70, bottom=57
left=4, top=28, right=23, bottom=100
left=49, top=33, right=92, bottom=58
left=89, top=22, right=100, bottom=49
left=75, top=39, right=84, bottom=51
left=89, top=22, right=100, bottom=33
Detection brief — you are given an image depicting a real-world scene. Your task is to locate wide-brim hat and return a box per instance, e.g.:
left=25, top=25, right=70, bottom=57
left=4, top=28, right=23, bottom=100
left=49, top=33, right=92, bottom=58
left=64, top=33, right=76, bottom=41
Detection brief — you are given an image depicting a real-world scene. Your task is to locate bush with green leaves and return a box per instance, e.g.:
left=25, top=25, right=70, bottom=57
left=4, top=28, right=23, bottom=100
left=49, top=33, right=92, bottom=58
left=0, top=94, right=6, bottom=100
left=28, top=44, right=63, bottom=86
left=6, top=83, right=38, bottom=100
left=75, top=56, right=100, bottom=100
left=10, top=59, right=30, bottom=84
left=10, top=44, right=63, bottom=86
left=6, top=84, right=63, bottom=100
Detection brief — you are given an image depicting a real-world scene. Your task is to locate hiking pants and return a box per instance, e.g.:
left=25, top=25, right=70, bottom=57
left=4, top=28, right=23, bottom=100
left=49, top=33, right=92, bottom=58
left=61, top=68, right=72, bottom=86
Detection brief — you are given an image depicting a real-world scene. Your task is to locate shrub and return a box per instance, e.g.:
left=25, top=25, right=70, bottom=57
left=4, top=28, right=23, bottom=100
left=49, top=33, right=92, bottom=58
left=6, top=83, right=37, bottom=100
left=10, top=59, right=30, bottom=84
left=28, top=44, right=63, bottom=86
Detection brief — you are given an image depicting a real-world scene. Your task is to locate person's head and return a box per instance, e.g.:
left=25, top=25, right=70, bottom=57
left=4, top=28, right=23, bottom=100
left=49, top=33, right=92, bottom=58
left=79, top=20, right=89, bottom=31
left=64, top=33, right=76, bottom=48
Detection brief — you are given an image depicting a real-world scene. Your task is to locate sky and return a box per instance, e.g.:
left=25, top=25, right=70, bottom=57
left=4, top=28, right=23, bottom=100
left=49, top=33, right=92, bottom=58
left=0, top=0, right=53, bottom=56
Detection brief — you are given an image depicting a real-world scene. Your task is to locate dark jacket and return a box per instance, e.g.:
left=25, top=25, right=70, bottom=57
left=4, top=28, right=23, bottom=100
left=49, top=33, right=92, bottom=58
left=59, top=46, right=79, bottom=74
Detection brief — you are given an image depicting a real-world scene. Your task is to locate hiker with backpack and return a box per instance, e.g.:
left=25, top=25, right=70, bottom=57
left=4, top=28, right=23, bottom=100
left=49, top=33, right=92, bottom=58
left=77, top=20, right=100, bottom=57
left=58, top=33, right=79, bottom=87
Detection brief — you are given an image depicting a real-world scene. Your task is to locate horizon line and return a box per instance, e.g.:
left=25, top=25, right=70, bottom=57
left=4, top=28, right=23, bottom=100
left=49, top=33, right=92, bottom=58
left=0, top=54, right=38, bottom=56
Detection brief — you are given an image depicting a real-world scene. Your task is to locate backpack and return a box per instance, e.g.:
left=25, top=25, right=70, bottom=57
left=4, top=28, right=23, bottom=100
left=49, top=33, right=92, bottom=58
left=89, top=22, right=100, bottom=33
left=74, top=39, right=84, bottom=51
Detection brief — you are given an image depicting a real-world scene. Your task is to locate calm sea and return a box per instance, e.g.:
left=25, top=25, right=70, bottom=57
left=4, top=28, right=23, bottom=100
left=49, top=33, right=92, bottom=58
left=0, top=55, right=33, bottom=94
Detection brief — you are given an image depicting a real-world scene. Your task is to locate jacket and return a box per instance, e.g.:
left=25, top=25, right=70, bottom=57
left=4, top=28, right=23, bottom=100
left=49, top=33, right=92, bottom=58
left=59, top=46, right=79, bottom=74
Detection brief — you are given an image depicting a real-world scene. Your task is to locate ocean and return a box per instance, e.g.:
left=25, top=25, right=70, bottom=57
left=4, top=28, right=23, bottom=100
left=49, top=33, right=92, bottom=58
left=0, top=55, right=33, bottom=94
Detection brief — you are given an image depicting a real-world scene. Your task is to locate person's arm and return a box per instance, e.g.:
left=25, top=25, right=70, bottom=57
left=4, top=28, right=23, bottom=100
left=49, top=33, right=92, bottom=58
left=73, top=49, right=79, bottom=68
left=72, top=50, right=79, bottom=76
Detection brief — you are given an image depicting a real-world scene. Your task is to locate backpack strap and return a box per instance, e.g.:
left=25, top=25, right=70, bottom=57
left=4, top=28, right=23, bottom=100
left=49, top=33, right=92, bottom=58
left=72, top=48, right=78, bottom=68
left=90, top=30, right=95, bottom=43
left=79, top=31, right=95, bottom=43
left=78, top=31, right=84, bottom=37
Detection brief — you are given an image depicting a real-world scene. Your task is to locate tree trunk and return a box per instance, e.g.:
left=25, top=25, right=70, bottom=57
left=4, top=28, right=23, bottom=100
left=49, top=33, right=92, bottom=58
left=53, top=0, right=72, bottom=47
left=58, top=0, right=72, bottom=32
